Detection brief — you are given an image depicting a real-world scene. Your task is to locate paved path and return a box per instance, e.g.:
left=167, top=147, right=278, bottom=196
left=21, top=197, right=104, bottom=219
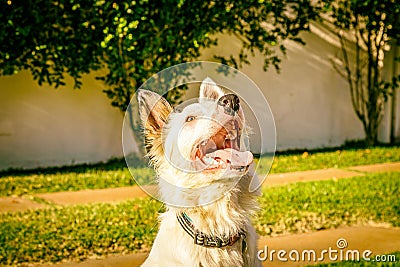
left=265, top=168, right=363, bottom=186
left=0, top=196, right=45, bottom=213
left=40, top=226, right=400, bottom=267
left=1, top=162, right=399, bottom=213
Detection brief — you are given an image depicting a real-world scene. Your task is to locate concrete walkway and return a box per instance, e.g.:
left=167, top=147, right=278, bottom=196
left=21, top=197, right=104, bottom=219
left=40, top=226, right=400, bottom=267
left=1, top=162, right=399, bottom=213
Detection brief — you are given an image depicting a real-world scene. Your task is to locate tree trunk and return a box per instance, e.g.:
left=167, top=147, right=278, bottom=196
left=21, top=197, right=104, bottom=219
left=364, top=118, right=378, bottom=146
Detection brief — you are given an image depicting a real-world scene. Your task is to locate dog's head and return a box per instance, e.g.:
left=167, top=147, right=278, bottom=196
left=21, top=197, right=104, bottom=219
left=138, top=78, right=253, bottom=199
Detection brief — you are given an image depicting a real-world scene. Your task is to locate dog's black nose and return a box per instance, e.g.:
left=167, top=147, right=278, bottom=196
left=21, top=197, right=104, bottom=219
left=218, top=94, right=240, bottom=115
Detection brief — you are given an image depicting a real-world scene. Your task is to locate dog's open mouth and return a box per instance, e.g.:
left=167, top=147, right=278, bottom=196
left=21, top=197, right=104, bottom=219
left=193, top=120, right=253, bottom=172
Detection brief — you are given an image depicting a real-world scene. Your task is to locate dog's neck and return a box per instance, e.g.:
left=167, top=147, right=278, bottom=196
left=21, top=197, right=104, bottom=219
left=158, top=177, right=237, bottom=206
left=160, top=173, right=259, bottom=236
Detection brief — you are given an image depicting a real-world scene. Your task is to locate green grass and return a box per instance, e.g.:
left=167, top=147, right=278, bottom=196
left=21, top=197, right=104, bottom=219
left=256, top=172, right=400, bottom=236
left=265, top=146, right=400, bottom=174
left=310, top=251, right=400, bottom=266
left=1, top=172, right=398, bottom=266
left=0, top=146, right=399, bottom=197
left=0, top=199, right=162, bottom=266
left=0, top=168, right=155, bottom=197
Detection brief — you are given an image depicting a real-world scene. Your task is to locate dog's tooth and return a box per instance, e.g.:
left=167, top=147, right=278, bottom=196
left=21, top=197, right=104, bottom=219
left=204, top=157, right=214, bottom=164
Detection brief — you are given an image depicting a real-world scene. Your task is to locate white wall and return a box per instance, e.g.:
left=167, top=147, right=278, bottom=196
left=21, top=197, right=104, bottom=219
left=0, top=23, right=398, bottom=170
left=200, top=23, right=367, bottom=151
left=0, top=71, right=124, bottom=170
left=379, top=41, right=400, bottom=143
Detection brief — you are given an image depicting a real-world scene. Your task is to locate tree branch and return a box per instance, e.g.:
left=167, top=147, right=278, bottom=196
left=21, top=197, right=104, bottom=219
left=337, top=32, right=362, bottom=119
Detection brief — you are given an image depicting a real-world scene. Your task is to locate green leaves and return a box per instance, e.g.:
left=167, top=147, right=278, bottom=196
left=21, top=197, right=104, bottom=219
left=0, top=0, right=105, bottom=88
left=0, top=0, right=320, bottom=111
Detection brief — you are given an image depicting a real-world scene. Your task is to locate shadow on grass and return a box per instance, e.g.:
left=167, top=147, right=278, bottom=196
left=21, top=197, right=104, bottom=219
left=0, top=154, right=147, bottom=178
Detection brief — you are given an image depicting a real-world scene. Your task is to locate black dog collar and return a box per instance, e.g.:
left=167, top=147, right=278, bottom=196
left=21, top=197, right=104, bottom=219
left=176, top=212, right=246, bottom=248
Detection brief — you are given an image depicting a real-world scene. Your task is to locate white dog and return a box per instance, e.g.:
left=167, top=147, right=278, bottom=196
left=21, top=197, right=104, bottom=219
left=138, top=78, right=261, bottom=267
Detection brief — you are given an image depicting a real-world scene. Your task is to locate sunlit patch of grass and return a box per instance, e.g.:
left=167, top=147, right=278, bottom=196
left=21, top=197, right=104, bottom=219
left=262, top=146, right=400, bottom=174
left=256, top=172, right=400, bottom=236
left=0, top=199, right=162, bottom=266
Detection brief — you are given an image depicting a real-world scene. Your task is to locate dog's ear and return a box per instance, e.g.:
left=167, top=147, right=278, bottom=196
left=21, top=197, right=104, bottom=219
left=199, top=77, right=224, bottom=102
left=137, top=90, right=172, bottom=151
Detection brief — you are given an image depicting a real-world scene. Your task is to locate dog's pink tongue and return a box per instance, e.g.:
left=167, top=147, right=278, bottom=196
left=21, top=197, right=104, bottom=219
left=208, top=148, right=253, bottom=166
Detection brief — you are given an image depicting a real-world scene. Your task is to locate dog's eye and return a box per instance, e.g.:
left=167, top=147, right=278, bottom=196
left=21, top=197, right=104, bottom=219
left=185, top=116, right=196, bottom=122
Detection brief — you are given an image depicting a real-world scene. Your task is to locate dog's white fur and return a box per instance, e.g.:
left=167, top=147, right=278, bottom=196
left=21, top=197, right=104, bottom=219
left=138, top=78, right=261, bottom=267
